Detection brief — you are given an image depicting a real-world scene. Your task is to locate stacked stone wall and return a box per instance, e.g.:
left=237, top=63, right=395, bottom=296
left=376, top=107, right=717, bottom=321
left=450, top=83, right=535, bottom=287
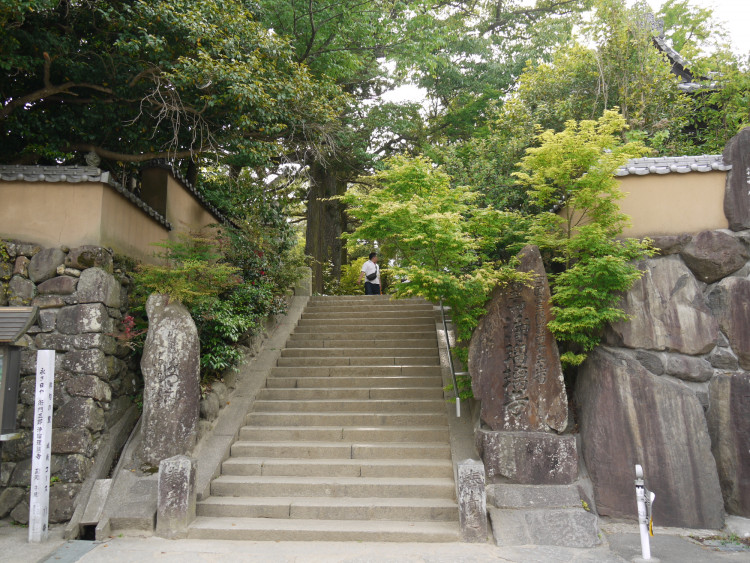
left=0, top=240, right=139, bottom=523
left=576, top=228, right=750, bottom=527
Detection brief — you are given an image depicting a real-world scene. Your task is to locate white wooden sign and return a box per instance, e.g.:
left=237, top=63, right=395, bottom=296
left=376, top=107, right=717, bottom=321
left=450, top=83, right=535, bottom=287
left=28, top=350, right=55, bottom=544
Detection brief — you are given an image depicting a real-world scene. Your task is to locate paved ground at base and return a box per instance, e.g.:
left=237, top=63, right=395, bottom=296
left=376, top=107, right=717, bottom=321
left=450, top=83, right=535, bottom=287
left=2, top=522, right=749, bottom=563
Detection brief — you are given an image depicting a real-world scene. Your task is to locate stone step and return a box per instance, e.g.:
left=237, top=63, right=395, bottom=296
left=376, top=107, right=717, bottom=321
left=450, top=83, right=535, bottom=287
left=270, top=366, right=441, bottom=378
left=257, top=387, right=444, bottom=401
left=309, top=296, right=418, bottom=302
left=237, top=425, right=449, bottom=443
left=488, top=507, right=600, bottom=548
left=286, top=338, right=437, bottom=349
left=281, top=347, right=439, bottom=358
left=305, top=304, right=435, bottom=313
left=230, top=441, right=452, bottom=460
left=294, top=324, right=433, bottom=334
left=221, top=457, right=453, bottom=478
left=297, top=317, right=435, bottom=326
left=196, top=496, right=458, bottom=521
left=187, top=517, right=460, bottom=542
left=252, top=399, right=445, bottom=414
left=276, top=356, right=441, bottom=367
left=209, top=475, right=456, bottom=499
left=245, top=412, right=448, bottom=428
left=289, top=331, right=437, bottom=341
left=266, top=375, right=444, bottom=389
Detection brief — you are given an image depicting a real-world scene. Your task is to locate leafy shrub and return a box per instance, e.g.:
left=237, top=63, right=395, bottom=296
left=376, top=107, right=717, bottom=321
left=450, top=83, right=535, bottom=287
left=514, top=110, right=655, bottom=365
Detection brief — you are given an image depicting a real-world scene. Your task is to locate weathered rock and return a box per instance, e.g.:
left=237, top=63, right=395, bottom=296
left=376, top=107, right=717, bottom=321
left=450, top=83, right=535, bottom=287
left=28, top=247, right=66, bottom=283
left=34, top=333, right=76, bottom=352
left=66, top=375, right=112, bottom=402
left=139, top=294, right=200, bottom=466
left=0, top=281, right=7, bottom=306
left=665, top=353, right=714, bottom=382
left=0, top=487, right=25, bottom=518
left=211, top=381, right=229, bottom=407
left=476, top=429, right=578, bottom=485
left=606, top=256, right=719, bottom=355
left=53, top=397, right=105, bottom=432
left=52, top=428, right=94, bottom=456
left=1, top=462, right=16, bottom=487
left=56, top=303, right=109, bottom=334
left=679, top=230, right=748, bottom=283
left=64, top=267, right=81, bottom=277
left=8, top=275, right=36, bottom=305
left=457, top=459, right=488, bottom=543
left=10, top=499, right=30, bottom=524
left=13, top=256, right=29, bottom=277
left=707, top=372, right=750, bottom=517
left=199, top=393, right=220, bottom=421
left=651, top=234, right=692, bottom=256
left=6, top=241, right=41, bottom=258
left=576, top=347, right=724, bottom=528
left=635, top=350, right=665, bottom=375
left=37, top=275, right=78, bottom=295
left=53, top=454, right=93, bottom=482
left=2, top=430, right=32, bottom=461
left=73, top=333, right=117, bottom=354
left=76, top=267, right=121, bottom=307
left=707, top=277, right=750, bottom=370
left=49, top=483, right=81, bottom=523
left=37, top=309, right=57, bottom=332
left=9, top=458, right=31, bottom=487
left=709, top=346, right=739, bottom=371
left=469, top=245, right=568, bottom=432
left=62, top=349, right=112, bottom=379
left=65, top=245, right=113, bottom=273
left=156, top=455, right=197, bottom=539
left=489, top=508, right=600, bottom=548
left=723, top=127, right=750, bottom=231
left=32, top=294, right=66, bottom=309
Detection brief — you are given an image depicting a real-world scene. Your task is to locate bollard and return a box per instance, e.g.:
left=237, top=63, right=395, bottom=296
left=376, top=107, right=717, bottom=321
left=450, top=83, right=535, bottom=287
left=634, top=464, right=657, bottom=562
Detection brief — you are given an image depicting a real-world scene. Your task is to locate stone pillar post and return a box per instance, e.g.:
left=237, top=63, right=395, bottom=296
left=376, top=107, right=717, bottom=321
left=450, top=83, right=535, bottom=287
left=156, top=455, right=197, bottom=539
left=457, top=459, right=488, bottom=543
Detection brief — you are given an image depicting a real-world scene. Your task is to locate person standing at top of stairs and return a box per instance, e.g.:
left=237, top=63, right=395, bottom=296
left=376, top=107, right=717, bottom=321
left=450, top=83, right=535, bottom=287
left=358, top=252, right=382, bottom=295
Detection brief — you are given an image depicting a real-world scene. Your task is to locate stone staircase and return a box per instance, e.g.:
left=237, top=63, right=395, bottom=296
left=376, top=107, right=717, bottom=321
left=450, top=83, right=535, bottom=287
left=188, top=295, right=460, bottom=542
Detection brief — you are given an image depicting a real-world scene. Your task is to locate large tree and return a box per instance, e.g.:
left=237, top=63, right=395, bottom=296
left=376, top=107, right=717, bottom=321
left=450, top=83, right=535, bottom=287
left=1, top=0, right=344, bottom=165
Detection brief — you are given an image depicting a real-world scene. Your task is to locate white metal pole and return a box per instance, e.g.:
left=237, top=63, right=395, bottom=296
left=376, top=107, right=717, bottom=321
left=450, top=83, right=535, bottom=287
left=635, top=464, right=651, bottom=560
left=456, top=397, right=461, bottom=418
left=29, top=350, right=55, bottom=544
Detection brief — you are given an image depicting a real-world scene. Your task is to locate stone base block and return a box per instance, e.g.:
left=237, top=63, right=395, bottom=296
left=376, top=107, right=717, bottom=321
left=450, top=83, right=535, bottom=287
left=489, top=507, right=600, bottom=548
left=477, top=429, right=578, bottom=484
left=488, top=483, right=582, bottom=509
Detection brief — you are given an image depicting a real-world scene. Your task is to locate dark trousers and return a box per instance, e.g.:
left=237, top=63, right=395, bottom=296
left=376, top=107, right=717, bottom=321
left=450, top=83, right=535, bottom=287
left=364, top=282, right=380, bottom=295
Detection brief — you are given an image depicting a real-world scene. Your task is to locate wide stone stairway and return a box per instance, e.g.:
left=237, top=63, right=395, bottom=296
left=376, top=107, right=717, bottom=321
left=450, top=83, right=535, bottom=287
left=188, top=296, right=460, bottom=541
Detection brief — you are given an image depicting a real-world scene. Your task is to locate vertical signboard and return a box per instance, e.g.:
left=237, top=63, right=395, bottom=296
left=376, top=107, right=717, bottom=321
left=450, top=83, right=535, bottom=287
left=28, top=350, right=55, bottom=543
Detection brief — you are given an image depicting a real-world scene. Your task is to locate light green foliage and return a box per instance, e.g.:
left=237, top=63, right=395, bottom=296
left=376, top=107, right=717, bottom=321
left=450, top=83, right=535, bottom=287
left=132, top=236, right=241, bottom=308
left=514, top=111, right=654, bottom=365
left=339, top=258, right=367, bottom=296
left=343, top=155, right=530, bottom=346
left=131, top=173, right=303, bottom=382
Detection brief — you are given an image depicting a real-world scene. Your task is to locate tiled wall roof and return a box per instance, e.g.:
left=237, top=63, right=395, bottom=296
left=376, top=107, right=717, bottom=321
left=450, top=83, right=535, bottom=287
left=0, top=165, right=172, bottom=229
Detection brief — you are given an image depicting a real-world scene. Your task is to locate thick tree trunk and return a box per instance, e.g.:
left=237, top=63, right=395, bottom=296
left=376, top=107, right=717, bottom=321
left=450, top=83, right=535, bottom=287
left=305, top=162, right=347, bottom=294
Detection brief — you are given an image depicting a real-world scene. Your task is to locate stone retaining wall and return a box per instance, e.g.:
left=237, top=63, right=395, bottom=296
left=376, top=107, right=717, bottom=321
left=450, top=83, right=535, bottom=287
left=0, top=240, right=139, bottom=523
left=576, top=228, right=750, bottom=527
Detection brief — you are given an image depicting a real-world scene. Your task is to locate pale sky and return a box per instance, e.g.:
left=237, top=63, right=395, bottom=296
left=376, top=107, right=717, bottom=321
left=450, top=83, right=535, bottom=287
left=637, top=0, right=750, bottom=57
left=382, top=0, right=749, bottom=104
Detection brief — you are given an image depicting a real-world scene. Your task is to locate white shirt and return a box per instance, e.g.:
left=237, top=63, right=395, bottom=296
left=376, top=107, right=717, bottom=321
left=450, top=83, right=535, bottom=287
left=361, top=260, right=380, bottom=285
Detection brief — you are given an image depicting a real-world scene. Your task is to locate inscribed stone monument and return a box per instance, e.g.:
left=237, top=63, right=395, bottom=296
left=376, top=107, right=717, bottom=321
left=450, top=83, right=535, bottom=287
left=468, top=245, right=567, bottom=432
left=139, top=294, right=200, bottom=466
